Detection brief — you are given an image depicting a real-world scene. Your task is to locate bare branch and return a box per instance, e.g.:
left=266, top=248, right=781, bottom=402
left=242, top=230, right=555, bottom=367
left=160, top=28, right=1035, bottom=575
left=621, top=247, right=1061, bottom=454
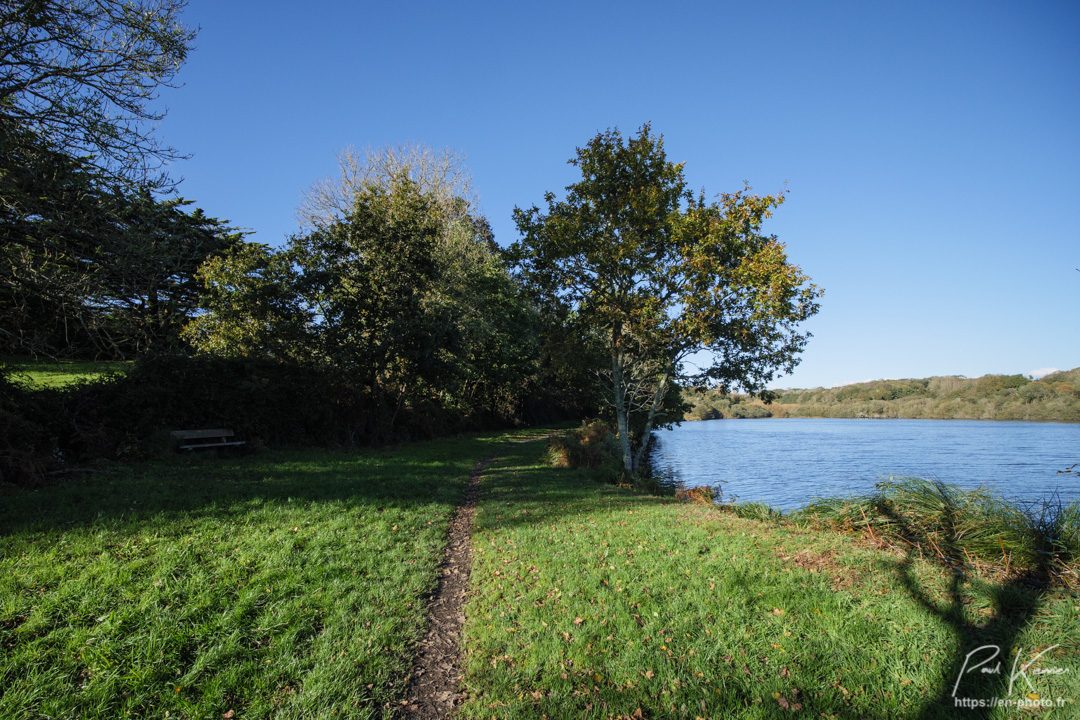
left=0, top=0, right=197, bottom=188
left=295, top=143, right=479, bottom=231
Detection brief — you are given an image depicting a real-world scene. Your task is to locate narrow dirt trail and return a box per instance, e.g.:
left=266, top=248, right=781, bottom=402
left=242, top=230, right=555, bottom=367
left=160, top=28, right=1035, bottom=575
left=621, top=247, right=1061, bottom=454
left=400, top=453, right=494, bottom=718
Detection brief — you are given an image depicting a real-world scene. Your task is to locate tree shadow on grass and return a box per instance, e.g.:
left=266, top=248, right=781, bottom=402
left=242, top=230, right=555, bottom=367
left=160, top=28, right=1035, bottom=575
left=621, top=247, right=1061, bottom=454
left=0, top=435, right=522, bottom=538
left=873, top=496, right=1063, bottom=719
left=471, top=451, right=668, bottom=531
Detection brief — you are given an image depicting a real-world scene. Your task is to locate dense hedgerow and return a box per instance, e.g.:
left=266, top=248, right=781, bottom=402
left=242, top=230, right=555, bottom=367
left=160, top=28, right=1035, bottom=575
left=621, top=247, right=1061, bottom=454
left=2, top=353, right=527, bottom=486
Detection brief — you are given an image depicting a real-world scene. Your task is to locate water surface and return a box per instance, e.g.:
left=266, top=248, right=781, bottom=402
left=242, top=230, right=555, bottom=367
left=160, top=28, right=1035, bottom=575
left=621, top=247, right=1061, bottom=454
left=649, top=418, right=1080, bottom=511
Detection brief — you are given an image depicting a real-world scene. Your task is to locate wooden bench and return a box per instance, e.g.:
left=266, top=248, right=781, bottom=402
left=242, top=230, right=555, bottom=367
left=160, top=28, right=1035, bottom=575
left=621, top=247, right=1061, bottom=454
left=171, top=429, right=246, bottom=451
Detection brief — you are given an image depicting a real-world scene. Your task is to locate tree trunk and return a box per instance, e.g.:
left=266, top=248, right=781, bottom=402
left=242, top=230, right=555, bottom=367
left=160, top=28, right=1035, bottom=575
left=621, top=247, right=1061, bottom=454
left=631, top=372, right=670, bottom=473
left=611, top=348, right=633, bottom=476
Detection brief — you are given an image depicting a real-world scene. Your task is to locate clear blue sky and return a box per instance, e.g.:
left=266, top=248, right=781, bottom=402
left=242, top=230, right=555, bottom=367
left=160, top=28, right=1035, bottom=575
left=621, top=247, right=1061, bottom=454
left=158, top=0, right=1079, bottom=389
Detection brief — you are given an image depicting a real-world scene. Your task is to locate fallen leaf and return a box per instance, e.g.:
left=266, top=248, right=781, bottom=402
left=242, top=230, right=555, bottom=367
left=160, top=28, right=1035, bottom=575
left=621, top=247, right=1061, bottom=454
left=772, top=608, right=784, bottom=616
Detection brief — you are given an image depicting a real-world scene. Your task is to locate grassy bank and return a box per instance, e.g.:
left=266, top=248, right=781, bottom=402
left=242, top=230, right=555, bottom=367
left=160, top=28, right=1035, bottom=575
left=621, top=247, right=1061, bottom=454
left=0, top=431, right=542, bottom=719
left=461, top=442, right=1080, bottom=718
left=3, top=433, right=1077, bottom=718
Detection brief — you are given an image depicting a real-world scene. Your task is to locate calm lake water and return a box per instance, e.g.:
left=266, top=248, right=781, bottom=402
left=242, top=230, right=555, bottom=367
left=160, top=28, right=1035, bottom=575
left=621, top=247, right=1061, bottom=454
left=649, top=418, right=1080, bottom=511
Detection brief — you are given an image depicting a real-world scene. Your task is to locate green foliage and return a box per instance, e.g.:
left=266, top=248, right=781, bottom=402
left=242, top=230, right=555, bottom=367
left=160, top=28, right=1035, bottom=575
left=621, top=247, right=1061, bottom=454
left=430, top=216, right=543, bottom=423
left=180, top=243, right=310, bottom=362
left=508, top=125, right=821, bottom=474
left=729, top=401, right=772, bottom=419
left=187, top=152, right=543, bottom=438
left=292, top=174, right=446, bottom=387
left=0, top=115, right=245, bottom=359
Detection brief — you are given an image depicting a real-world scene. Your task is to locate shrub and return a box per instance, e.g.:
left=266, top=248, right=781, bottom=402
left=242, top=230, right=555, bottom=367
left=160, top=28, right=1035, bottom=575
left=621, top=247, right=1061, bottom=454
left=674, top=485, right=721, bottom=505
left=730, top=402, right=771, bottom=419
left=545, top=420, right=625, bottom=484
left=546, top=420, right=613, bottom=469
left=0, top=367, right=65, bottom=486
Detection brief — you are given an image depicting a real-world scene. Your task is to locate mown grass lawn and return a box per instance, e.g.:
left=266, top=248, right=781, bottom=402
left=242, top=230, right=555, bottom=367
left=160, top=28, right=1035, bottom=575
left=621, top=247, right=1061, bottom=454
left=0, top=431, right=538, bottom=720
left=461, top=442, right=1080, bottom=719
left=4, top=432, right=1077, bottom=719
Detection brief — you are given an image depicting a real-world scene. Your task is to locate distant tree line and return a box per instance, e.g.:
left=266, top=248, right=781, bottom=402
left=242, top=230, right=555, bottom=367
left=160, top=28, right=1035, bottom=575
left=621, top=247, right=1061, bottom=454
left=684, top=369, right=1080, bottom=422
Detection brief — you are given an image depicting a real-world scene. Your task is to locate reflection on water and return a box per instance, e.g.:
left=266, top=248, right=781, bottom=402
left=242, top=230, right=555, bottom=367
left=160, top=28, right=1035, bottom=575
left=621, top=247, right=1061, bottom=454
left=648, top=418, right=1080, bottom=512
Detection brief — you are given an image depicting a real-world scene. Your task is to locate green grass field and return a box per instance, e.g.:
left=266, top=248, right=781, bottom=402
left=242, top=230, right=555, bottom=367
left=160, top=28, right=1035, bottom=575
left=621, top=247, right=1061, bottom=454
left=0, top=431, right=539, bottom=719
left=2, top=433, right=1077, bottom=719
left=1, top=356, right=130, bottom=388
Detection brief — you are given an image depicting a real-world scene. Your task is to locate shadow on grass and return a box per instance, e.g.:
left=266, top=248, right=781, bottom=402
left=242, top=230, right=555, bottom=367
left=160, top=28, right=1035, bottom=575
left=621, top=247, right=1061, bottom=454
left=875, top=498, right=1059, bottom=718
left=470, top=450, right=667, bottom=532
left=0, top=433, right=530, bottom=538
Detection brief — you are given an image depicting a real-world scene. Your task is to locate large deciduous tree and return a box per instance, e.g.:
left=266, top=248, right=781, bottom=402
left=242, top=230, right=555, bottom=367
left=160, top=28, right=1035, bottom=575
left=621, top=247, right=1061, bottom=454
left=293, top=145, right=541, bottom=429
left=0, top=0, right=197, bottom=188
left=508, top=125, right=823, bottom=475
left=188, top=144, right=541, bottom=436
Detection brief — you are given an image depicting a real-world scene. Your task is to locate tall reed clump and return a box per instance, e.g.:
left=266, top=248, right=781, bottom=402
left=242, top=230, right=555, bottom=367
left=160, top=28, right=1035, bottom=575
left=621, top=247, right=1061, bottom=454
left=795, top=477, right=1080, bottom=585
left=1012, top=493, right=1080, bottom=582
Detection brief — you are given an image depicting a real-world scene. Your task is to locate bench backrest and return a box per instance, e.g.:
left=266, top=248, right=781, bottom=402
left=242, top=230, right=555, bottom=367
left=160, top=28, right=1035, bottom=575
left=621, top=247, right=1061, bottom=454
left=171, top=429, right=234, bottom=440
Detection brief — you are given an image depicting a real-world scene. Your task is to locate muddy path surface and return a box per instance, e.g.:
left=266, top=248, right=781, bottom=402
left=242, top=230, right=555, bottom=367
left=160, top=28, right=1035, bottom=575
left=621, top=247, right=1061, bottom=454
left=400, top=453, right=493, bottom=718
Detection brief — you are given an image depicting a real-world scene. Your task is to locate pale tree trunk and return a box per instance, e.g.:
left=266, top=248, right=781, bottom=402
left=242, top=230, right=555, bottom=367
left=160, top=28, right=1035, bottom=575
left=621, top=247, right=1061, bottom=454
left=611, top=347, right=633, bottom=476
left=631, top=372, right=670, bottom=473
